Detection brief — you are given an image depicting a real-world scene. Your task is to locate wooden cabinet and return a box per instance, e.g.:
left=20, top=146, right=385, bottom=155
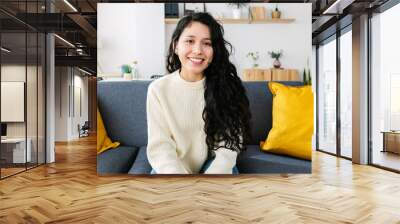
left=243, top=68, right=300, bottom=81
left=382, top=131, right=400, bottom=154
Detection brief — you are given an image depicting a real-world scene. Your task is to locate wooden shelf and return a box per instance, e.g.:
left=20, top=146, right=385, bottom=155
left=242, top=68, right=300, bottom=81
left=165, top=18, right=295, bottom=24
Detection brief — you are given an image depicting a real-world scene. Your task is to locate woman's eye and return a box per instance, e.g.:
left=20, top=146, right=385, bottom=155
left=186, top=40, right=193, bottom=43
left=204, top=42, right=212, bottom=46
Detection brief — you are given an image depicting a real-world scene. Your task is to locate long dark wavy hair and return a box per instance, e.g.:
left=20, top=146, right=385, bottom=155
left=166, top=12, right=251, bottom=154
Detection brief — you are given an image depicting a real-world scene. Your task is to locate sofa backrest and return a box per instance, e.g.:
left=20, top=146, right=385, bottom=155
left=98, top=80, right=303, bottom=147
left=244, top=81, right=303, bottom=145
left=98, top=80, right=152, bottom=147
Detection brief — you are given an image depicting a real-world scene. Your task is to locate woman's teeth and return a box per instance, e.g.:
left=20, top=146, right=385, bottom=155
left=189, top=58, right=204, bottom=64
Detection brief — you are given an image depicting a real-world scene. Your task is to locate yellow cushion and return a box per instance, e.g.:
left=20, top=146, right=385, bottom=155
left=97, top=108, right=120, bottom=154
left=260, top=82, right=313, bottom=160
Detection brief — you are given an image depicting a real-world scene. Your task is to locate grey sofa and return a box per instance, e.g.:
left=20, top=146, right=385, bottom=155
left=97, top=80, right=311, bottom=174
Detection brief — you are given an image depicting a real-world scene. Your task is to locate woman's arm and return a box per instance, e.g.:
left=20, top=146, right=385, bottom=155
left=146, top=84, right=188, bottom=174
left=203, top=147, right=238, bottom=174
left=204, top=133, right=242, bottom=174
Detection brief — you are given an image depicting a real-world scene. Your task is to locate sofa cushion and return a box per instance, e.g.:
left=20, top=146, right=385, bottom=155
left=97, top=108, right=120, bottom=154
left=97, top=146, right=139, bottom=174
left=128, top=146, right=152, bottom=174
left=243, top=81, right=303, bottom=145
left=260, top=82, right=313, bottom=160
left=237, top=145, right=311, bottom=173
left=97, top=81, right=152, bottom=147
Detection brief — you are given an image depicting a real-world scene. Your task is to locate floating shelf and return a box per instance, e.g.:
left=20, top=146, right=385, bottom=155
left=165, top=18, right=295, bottom=24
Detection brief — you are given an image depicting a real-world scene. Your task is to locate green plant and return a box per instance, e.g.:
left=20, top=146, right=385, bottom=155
left=246, top=51, right=260, bottom=67
left=227, top=3, right=248, bottom=9
left=246, top=51, right=259, bottom=61
left=303, top=68, right=312, bottom=85
left=303, top=58, right=312, bottom=85
left=268, top=50, right=283, bottom=59
left=121, top=64, right=132, bottom=74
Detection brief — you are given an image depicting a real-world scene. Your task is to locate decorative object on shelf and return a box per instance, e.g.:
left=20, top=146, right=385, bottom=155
left=131, top=60, right=139, bottom=79
left=271, top=4, right=281, bottom=19
left=268, top=50, right=283, bottom=69
left=150, top=75, right=164, bottom=79
left=246, top=51, right=260, bottom=68
left=250, top=6, right=266, bottom=20
left=302, top=68, right=312, bottom=85
left=121, top=64, right=132, bottom=80
left=227, top=3, right=248, bottom=19
left=164, top=3, right=179, bottom=18
left=184, top=3, right=206, bottom=16
left=303, top=58, right=312, bottom=85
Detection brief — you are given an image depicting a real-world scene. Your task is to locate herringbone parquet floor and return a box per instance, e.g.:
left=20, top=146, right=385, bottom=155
left=1, top=135, right=400, bottom=223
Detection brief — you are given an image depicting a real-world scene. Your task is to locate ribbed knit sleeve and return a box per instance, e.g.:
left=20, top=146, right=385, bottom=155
left=204, top=133, right=242, bottom=174
left=204, top=148, right=238, bottom=174
left=146, top=84, right=189, bottom=174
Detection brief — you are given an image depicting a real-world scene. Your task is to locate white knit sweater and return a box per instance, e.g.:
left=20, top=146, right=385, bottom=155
left=146, top=70, right=238, bottom=174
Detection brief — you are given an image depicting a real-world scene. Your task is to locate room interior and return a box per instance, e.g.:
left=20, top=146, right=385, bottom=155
left=0, top=0, right=399, bottom=222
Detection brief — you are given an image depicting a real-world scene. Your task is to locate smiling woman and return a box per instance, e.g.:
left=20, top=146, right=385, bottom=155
left=174, top=22, right=213, bottom=81
left=147, top=12, right=251, bottom=174
left=97, top=3, right=313, bottom=175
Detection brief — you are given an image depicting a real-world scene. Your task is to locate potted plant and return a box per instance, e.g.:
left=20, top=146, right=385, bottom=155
left=246, top=51, right=260, bottom=68
left=227, top=3, right=248, bottom=19
left=121, top=64, right=132, bottom=80
left=268, top=50, right=283, bottom=68
left=272, top=4, right=281, bottom=19
left=303, top=58, right=312, bottom=85
left=302, top=68, right=312, bottom=85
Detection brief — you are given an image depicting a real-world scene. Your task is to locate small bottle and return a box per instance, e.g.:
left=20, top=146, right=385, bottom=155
left=131, top=61, right=139, bottom=79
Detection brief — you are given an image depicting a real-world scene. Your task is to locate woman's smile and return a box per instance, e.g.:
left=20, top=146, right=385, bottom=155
left=188, top=57, right=205, bottom=65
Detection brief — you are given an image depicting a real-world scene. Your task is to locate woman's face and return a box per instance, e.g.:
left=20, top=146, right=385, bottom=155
left=175, top=22, right=214, bottom=77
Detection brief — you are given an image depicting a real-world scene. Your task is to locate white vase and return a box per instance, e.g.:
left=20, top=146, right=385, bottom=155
left=123, top=73, right=133, bottom=80
left=232, top=8, right=241, bottom=19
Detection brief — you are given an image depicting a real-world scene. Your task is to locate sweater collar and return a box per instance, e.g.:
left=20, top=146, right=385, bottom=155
left=173, top=70, right=205, bottom=89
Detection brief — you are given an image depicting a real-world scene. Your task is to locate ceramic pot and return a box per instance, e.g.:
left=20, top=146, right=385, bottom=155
left=123, top=73, right=133, bottom=80
left=272, top=10, right=281, bottom=19
left=273, top=59, right=281, bottom=68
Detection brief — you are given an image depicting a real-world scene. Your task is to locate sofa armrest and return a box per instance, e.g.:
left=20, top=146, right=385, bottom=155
left=97, top=146, right=139, bottom=174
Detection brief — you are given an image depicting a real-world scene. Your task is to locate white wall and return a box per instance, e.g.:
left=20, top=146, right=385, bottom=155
left=55, top=67, right=89, bottom=141
left=98, top=3, right=311, bottom=79
left=97, top=3, right=165, bottom=78
left=172, top=3, right=312, bottom=78
left=1, top=65, right=36, bottom=137
left=1, top=64, right=46, bottom=164
left=55, top=67, right=69, bottom=141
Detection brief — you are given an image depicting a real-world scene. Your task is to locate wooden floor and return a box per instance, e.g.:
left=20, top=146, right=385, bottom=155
left=0, top=167, right=26, bottom=178
left=1, top=136, right=400, bottom=223
left=373, top=150, right=400, bottom=171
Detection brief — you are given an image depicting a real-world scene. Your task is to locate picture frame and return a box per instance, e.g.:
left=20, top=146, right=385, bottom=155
left=184, top=3, right=206, bottom=15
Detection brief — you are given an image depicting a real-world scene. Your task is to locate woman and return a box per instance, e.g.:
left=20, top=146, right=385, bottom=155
left=146, top=12, right=251, bottom=174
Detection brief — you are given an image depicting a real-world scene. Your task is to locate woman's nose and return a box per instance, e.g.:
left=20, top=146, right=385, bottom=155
left=192, top=43, right=202, bottom=54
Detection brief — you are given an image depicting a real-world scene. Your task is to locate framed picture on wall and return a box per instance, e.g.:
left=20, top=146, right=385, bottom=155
left=184, top=3, right=206, bottom=15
